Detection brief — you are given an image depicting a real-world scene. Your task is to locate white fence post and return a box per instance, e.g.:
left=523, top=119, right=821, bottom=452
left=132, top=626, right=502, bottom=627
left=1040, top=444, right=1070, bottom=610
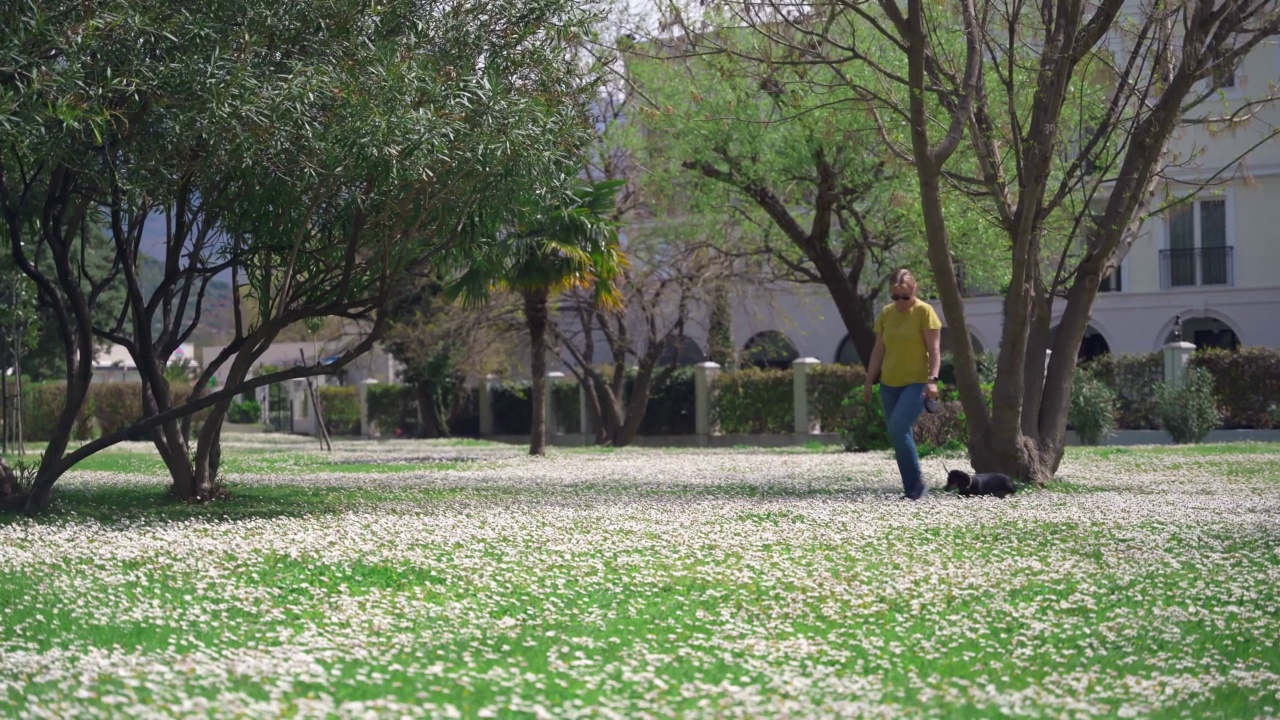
left=1163, top=341, right=1197, bottom=387
left=479, top=374, right=497, bottom=436
left=359, top=378, right=378, bottom=438
left=792, top=357, right=821, bottom=437
left=694, top=361, right=722, bottom=446
left=546, top=371, right=565, bottom=436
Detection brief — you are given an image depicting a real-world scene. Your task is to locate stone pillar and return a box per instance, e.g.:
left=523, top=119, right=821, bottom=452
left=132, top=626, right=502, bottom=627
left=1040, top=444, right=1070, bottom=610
left=1163, top=341, right=1197, bottom=387
left=546, top=371, right=565, bottom=435
left=479, top=374, right=497, bottom=436
left=792, top=357, right=821, bottom=436
left=291, top=379, right=313, bottom=437
left=359, top=378, right=378, bottom=438
left=694, top=361, right=722, bottom=446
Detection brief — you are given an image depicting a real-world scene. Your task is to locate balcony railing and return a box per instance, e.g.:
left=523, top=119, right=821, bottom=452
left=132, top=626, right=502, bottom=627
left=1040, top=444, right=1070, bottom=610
left=1160, top=246, right=1234, bottom=289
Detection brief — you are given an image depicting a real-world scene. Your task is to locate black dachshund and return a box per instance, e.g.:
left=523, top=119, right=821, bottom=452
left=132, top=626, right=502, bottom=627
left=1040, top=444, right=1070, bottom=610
left=943, top=468, right=1018, bottom=498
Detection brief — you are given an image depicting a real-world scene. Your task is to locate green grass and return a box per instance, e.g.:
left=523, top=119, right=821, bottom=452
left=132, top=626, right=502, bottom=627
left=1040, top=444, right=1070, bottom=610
left=1, top=441, right=1278, bottom=717
left=1, top=450, right=470, bottom=477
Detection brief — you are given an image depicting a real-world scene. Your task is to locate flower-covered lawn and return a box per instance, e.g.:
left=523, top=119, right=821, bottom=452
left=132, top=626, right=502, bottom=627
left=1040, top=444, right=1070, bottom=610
left=1, top=437, right=1278, bottom=718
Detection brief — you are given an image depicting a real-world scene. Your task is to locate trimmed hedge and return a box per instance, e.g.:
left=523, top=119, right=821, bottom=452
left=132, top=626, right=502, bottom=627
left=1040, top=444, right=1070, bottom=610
left=367, top=384, right=418, bottom=436
left=830, top=385, right=970, bottom=453
left=92, top=383, right=143, bottom=436
left=16, top=381, right=209, bottom=442
left=1188, top=347, right=1280, bottom=429
left=551, top=379, right=581, bottom=434
left=317, top=386, right=360, bottom=436
left=1080, top=352, right=1163, bottom=430
left=713, top=368, right=793, bottom=434
left=19, top=383, right=94, bottom=442
left=808, top=364, right=866, bottom=433
left=1080, top=347, right=1280, bottom=431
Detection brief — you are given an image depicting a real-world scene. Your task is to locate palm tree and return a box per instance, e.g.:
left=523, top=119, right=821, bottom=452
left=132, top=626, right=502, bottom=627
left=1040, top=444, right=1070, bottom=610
left=452, top=180, right=625, bottom=455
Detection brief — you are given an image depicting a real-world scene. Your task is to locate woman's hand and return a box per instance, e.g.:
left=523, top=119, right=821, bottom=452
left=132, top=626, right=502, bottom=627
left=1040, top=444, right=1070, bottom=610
left=925, top=382, right=939, bottom=400
left=863, top=383, right=873, bottom=404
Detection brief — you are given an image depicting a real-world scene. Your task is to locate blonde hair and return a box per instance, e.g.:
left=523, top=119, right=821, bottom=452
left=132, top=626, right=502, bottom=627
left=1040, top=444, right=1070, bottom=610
left=889, top=268, right=917, bottom=288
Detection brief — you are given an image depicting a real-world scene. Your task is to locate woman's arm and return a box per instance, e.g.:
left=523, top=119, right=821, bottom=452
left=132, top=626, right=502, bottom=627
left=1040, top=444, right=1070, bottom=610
left=866, top=335, right=886, bottom=386
left=863, top=335, right=886, bottom=403
left=923, top=328, right=941, bottom=397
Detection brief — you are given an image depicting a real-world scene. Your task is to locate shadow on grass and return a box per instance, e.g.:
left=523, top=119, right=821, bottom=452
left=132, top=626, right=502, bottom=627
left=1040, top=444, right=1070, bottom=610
left=0, top=483, right=447, bottom=526
left=3, top=478, right=945, bottom=526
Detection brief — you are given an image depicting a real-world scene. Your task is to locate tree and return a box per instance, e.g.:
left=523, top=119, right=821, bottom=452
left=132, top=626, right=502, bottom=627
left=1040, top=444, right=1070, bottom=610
left=553, top=223, right=731, bottom=446
left=0, top=261, right=38, bottom=456
left=4, top=222, right=126, bottom=383
left=671, top=0, right=1280, bottom=483
left=383, top=277, right=523, bottom=438
left=1, top=0, right=604, bottom=512
left=452, top=180, right=626, bottom=455
left=619, top=18, right=1005, bottom=363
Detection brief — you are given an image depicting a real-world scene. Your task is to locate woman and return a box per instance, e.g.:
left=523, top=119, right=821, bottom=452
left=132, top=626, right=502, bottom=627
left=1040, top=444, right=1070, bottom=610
left=863, top=268, right=942, bottom=500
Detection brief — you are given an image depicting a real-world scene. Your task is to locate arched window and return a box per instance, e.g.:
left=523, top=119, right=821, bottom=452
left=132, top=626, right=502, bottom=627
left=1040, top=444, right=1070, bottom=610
left=742, top=331, right=799, bottom=370
left=940, top=327, right=987, bottom=355
left=655, top=337, right=705, bottom=367
left=1164, top=316, right=1240, bottom=351
left=1048, top=323, right=1112, bottom=361
left=834, top=335, right=861, bottom=366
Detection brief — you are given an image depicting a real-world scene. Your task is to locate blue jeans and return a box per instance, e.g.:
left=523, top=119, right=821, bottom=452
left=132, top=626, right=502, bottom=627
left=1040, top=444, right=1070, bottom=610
left=880, top=383, right=926, bottom=498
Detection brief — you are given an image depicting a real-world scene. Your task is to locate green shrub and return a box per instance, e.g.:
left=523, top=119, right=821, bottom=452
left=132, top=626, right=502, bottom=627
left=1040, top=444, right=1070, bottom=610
left=833, top=381, right=975, bottom=454
left=367, top=384, right=418, bottom=436
left=550, top=378, right=580, bottom=434
left=808, top=364, right=866, bottom=432
left=713, top=368, right=792, bottom=434
left=938, top=351, right=998, bottom=386
left=1081, top=353, right=1163, bottom=429
left=1188, top=347, right=1280, bottom=429
left=1155, top=367, right=1221, bottom=444
left=317, top=386, right=361, bottom=436
left=90, top=383, right=143, bottom=436
left=227, top=399, right=261, bottom=424
left=914, top=399, right=968, bottom=453
left=836, top=387, right=889, bottom=452
left=21, top=382, right=94, bottom=442
left=1068, top=368, right=1117, bottom=445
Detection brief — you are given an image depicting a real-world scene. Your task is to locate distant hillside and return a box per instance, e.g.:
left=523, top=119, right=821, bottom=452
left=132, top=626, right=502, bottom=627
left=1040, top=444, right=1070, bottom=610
left=137, top=256, right=236, bottom=346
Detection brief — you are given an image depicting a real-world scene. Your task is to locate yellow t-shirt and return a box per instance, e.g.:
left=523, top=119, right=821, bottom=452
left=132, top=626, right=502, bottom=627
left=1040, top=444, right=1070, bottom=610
left=875, top=299, right=942, bottom=387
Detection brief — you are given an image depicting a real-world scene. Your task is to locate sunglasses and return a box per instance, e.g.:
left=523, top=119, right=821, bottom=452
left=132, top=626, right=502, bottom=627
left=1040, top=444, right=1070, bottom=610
left=891, top=293, right=913, bottom=302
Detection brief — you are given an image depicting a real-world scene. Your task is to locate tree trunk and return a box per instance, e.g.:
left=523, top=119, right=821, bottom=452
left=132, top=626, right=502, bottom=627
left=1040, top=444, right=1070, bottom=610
left=968, top=427, right=1056, bottom=486
left=614, top=360, right=673, bottom=448
left=707, top=283, right=735, bottom=369
left=23, top=379, right=89, bottom=513
left=0, top=456, right=17, bottom=505
left=523, top=289, right=549, bottom=456
left=416, top=382, right=442, bottom=438
left=578, top=372, right=610, bottom=446
left=1, top=354, right=8, bottom=454
left=191, top=397, right=232, bottom=499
